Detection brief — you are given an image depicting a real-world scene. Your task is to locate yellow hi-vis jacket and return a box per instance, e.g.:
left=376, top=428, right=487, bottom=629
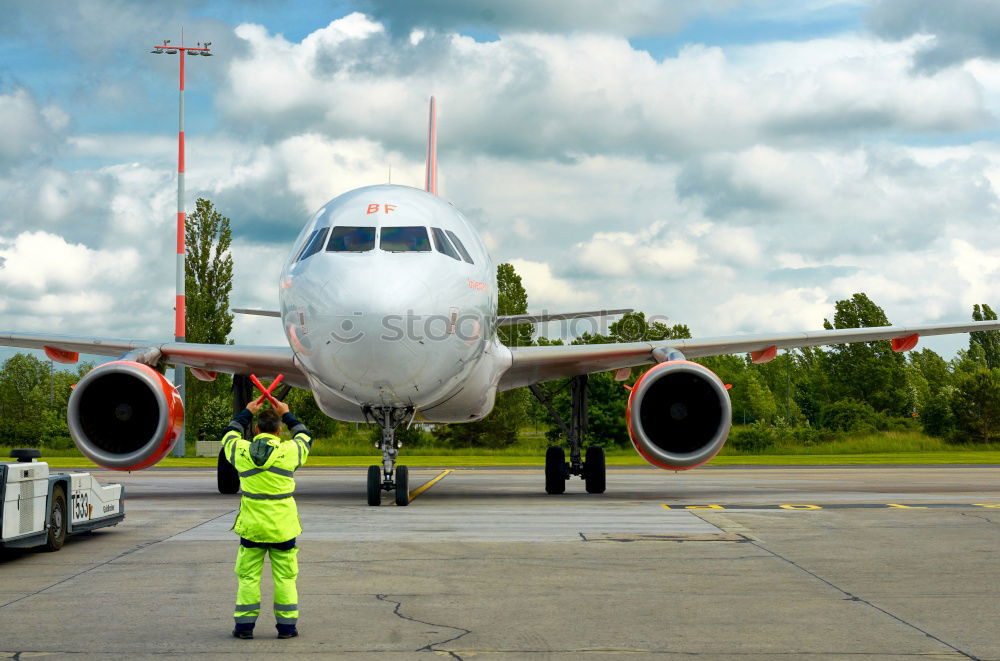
left=222, top=427, right=312, bottom=543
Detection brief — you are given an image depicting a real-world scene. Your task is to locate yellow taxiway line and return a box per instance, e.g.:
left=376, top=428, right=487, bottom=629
left=408, top=469, right=453, bottom=502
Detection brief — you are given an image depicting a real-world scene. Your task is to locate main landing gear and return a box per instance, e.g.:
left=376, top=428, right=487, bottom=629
left=530, top=374, right=606, bottom=495
left=364, top=406, right=412, bottom=506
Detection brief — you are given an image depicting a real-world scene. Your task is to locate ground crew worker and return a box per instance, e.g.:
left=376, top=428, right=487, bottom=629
left=221, top=396, right=312, bottom=640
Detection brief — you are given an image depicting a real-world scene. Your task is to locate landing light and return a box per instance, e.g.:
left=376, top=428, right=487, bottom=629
left=200, top=51, right=212, bottom=56
left=165, top=49, right=178, bottom=54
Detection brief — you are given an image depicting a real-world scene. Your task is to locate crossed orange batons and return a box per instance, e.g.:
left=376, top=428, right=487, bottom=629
left=250, top=373, right=285, bottom=408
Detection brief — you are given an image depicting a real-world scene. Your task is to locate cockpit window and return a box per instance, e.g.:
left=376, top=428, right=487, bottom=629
left=327, top=226, right=376, bottom=252
left=380, top=226, right=431, bottom=252
left=297, top=227, right=329, bottom=262
left=446, top=230, right=474, bottom=264
left=431, top=227, right=461, bottom=261
left=294, top=229, right=319, bottom=262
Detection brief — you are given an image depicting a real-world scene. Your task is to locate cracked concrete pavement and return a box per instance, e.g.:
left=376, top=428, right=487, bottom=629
left=1, top=465, right=999, bottom=659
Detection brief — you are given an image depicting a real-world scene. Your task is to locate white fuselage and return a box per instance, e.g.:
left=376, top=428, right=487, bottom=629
left=278, top=185, right=512, bottom=422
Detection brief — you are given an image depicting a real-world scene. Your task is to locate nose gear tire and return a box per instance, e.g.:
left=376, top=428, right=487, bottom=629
left=394, top=465, right=410, bottom=506
left=367, top=465, right=382, bottom=506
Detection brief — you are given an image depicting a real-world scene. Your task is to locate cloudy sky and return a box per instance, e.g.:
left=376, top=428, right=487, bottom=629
left=2, top=0, right=1000, bottom=362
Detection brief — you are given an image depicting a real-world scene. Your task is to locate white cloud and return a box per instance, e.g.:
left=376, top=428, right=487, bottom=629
left=508, top=258, right=596, bottom=307
left=715, top=287, right=833, bottom=334
left=217, top=23, right=992, bottom=161
left=575, top=223, right=699, bottom=278
left=4, top=6, right=1000, bottom=364
left=0, top=88, right=68, bottom=170
left=0, top=232, right=140, bottom=294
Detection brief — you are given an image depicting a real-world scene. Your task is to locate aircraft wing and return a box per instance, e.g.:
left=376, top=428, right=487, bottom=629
left=498, top=319, right=1000, bottom=390
left=497, top=308, right=632, bottom=327
left=0, top=331, right=309, bottom=388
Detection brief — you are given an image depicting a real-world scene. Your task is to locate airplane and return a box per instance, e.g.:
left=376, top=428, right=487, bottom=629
left=4, top=96, right=1000, bottom=506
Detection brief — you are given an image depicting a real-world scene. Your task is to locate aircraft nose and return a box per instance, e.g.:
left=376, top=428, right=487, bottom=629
left=319, top=269, right=446, bottom=405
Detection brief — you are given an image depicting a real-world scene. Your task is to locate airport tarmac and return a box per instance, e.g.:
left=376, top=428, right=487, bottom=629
left=1, top=464, right=999, bottom=659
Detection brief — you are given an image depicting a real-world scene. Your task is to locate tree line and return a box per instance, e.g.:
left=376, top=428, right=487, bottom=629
left=3, top=197, right=999, bottom=451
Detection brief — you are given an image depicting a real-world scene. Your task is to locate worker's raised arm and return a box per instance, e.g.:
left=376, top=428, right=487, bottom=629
left=221, top=400, right=261, bottom=463
left=281, top=409, right=312, bottom=468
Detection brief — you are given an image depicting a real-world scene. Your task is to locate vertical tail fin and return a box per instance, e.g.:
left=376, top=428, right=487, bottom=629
left=424, top=95, right=438, bottom=195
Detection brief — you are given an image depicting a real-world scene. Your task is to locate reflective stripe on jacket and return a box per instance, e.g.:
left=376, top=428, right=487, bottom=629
left=222, top=429, right=312, bottom=543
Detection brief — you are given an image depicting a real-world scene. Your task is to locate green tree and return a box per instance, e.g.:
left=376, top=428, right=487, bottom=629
left=734, top=369, right=778, bottom=424
left=434, top=389, right=527, bottom=448
left=186, top=197, right=235, bottom=346
left=0, top=353, right=53, bottom=447
left=819, top=398, right=878, bottom=433
left=605, top=311, right=690, bottom=343
left=184, top=197, right=236, bottom=441
left=920, top=386, right=956, bottom=438
left=0, top=353, right=90, bottom=449
left=910, top=348, right=952, bottom=395
left=285, top=386, right=339, bottom=438
left=951, top=369, right=1000, bottom=444
left=496, top=262, right=533, bottom=347
left=822, top=293, right=909, bottom=416
left=953, top=343, right=988, bottom=376
left=791, top=347, right=834, bottom=425
left=970, top=304, right=1000, bottom=369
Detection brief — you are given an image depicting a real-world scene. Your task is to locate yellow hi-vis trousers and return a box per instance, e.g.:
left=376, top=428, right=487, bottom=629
left=233, top=544, right=299, bottom=627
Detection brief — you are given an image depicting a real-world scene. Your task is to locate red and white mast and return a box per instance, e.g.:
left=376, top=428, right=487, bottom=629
left=150, top=36, right=212, bottom=457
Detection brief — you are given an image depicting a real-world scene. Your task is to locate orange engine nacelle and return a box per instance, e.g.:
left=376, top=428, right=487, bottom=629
left=626, top=360, right=732, bottom=471
left=67, top=361, right=184, bottom=471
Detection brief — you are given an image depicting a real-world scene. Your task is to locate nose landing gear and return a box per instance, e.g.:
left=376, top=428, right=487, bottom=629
left=364, top=406, right=413, bottom=506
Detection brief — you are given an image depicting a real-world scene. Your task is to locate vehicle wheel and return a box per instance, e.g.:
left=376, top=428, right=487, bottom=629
left=367, top=465, right=382, bottom=506
left=218, top=449, right=240, bottom=495
left=44, top=486, right=67, bottom=552
left=395, top=465, right=410, bottom=506
left=545, top=446, right=566, bottom=495
left=584, top=446, right=606, bottom=494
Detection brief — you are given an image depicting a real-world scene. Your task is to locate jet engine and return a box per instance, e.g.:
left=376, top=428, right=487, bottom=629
left=67, top=361, right=184, bottom=471
left=626, top=360, right=732, bottom=470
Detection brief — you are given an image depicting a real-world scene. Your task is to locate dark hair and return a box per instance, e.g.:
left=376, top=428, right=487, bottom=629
left=257, top=409, right=281, bottom=434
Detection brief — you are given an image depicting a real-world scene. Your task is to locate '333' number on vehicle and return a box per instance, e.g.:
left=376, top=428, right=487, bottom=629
left=73, top=492, right=90, bottom=520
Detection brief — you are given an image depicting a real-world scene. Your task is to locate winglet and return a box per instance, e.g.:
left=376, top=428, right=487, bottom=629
left=424, top=95, right=438, bottom=195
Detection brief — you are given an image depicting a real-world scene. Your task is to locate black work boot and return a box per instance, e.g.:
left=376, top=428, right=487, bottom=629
left=232, top=624, right=254, bottom=639
left=276, top=623, right=298, bottom=639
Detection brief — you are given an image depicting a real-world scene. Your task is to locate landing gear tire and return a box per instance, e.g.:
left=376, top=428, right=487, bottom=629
left=218, top=449, right=240, bottom=495
left=584, top=446, right=606, bottom=494
left=367, top=465, right=382, bottom=506
left=44, top=487, right=67, bottom=552
left=545, top=446, right=566, bottom=495
left=395, top=465, right=410, bottom=506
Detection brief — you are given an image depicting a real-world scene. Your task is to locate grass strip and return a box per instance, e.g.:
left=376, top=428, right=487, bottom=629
left=21, top=451, right=1000, bottom=470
